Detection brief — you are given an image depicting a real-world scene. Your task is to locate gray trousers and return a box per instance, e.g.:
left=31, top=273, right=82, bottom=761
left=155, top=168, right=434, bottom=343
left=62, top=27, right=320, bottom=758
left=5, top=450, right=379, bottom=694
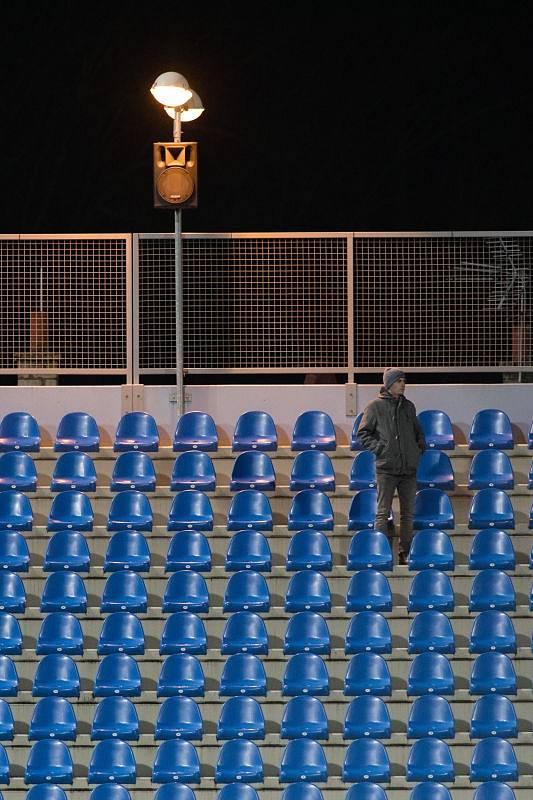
left=375, top=472, right=418, bottom=553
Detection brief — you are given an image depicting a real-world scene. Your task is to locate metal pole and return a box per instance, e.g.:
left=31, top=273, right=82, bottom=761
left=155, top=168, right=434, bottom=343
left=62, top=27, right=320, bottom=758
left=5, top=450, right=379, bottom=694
left=173, top=110, right=184, bottom=415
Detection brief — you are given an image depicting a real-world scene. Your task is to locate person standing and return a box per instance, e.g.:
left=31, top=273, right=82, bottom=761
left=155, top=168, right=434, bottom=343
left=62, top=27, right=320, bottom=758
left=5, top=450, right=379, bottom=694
left=357, top=368, right=426, bottom=564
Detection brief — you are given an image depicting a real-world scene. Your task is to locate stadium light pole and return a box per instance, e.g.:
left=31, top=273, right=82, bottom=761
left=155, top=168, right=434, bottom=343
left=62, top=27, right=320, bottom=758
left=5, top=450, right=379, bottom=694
left=150, top=72, right=204, bottom=415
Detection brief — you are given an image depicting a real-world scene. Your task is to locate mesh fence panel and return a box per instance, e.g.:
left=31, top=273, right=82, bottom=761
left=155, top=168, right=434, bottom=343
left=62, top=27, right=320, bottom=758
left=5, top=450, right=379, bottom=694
left=0, top=237, right=129, bottom=372
left=138, top=235, right=348, bottom=371
left=354, top=234, right=533, bottom=369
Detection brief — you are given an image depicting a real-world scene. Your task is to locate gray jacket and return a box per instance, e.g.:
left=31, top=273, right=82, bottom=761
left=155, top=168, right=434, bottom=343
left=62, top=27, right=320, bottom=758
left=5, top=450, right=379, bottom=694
left=358, top=388, right=426, bottom=475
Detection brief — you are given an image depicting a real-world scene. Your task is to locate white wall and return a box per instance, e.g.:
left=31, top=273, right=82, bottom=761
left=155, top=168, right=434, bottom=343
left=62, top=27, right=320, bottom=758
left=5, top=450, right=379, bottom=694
left=1, top=383, right=531, bottom=445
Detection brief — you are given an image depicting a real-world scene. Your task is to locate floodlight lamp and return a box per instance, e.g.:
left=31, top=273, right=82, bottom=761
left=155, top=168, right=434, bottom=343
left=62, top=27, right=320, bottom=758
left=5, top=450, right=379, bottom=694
left=164, top=90, right=205, bottom=122
left=151, top=71, right=192, bottom=107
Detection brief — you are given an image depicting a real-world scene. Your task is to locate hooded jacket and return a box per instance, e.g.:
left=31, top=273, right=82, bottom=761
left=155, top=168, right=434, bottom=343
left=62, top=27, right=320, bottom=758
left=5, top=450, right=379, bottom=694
left=358, top=388, right=426, bottom=475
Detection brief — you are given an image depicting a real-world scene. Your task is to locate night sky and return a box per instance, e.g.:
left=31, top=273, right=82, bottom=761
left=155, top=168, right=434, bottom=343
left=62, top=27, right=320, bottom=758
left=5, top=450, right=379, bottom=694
left=2, top=1, right=533, bottom=235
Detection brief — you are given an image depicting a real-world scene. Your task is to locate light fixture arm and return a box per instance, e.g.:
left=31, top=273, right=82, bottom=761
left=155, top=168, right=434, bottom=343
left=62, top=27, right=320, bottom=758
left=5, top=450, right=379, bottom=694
left=173, top=108, right=182, bottom=143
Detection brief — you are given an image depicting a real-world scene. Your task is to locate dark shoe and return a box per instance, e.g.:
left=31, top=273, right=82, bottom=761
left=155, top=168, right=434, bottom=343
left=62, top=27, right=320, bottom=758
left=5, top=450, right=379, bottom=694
left=398, top=550, right=408, bottom=566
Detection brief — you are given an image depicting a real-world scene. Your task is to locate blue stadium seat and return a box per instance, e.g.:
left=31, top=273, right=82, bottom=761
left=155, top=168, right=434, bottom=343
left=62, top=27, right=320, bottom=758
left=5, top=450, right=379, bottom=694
left=93, top=653, right=142, bottom=696
left=350, top=412, right=364, bottom=451
left=88, top=739, right=136, bottom=784
left=25, top=740, right=72, bottom=784
left=0, top=530, right=30, bottom=572
left=113, top=412, right=159, bottom=452
left=168, top=490, right=214, bottom=531
left=47, top=491, right=93, bottom=532
left=44, top=531, right=90, bottom=572
left=110, top=452, right=156, bottom=492
left=226, top=530, right=271, bottom=572
left=36, top=613, right=83, bottom=655
left=469, top=489, right=515, bottom=530
left=407, top=695, right=455, bottom=739
left=346, top=569, right=392, bottom=612
left=407, top=652, right=455, bottom=696
left=0, top=744, right=8, bottom=783
left=163, top=572, right=209, bottom=614
left=90, top=787, right=132, bottom=800
left=469, top=570, right=515, bottom=611
left=107, top=490, right=153, bottom=532
left=408, top=610, right=455, bottom=654
left=173, top=412, right=218, bottom=452
left=344, top=653, right=391, bottom=696
left=284, top=611, right=330, bottom=655
left=469, top=529, right=515, bottom=570
left=414, top=489, right=454, bottom=530
left=529, top=457, right=533, bottom=489
left=408, top=529, right=455, bottom=571
left=282, top=653, right=329, bottom=696
left=41, top=572, right=87, bottom=613
left=417, top=410, right=454, bottom=450
left=101, top=572, right=148, bottom=613
left=0, top=655, right=17, bottom=696
left=290, top=451, right=335, bottom=492
left=349, top=451, right=376, bottom=491
left=343, top=695, right=391, bottom=739
left=280, top=739, right=327, bottom=783
left=343, top=738, right=390, bottom=783
left=54, top=412, right=100, bottom=452
left=227, top=490, right=272, bottom=531
left=291, top=411, right=336, bottom=452
left=219, top=653, right=266, bottom=697
left=470, top=738, right=518, bottom=782
left=280, top=695, right=328, bottom=740
left=160, top=612, right=207, bottom=655
left=29, top=697, right=77, bottom=741
left=0, top=613, right=21, bottom=654
left=348, top=489, right=377, bottom=530
left=155, top=787, right=196, bottom=800
left=530, top=500, right=533, bottom=530
left=0, top=411, right=40, bottom=452
left=282, top=785, right=324, bottom=800
left=171, top=452, right=216, bottom=492
left=166, top=532, right=212, bottom=572
left=27, top=786, right=69, bottom=800
left=217, top=696, right=265, bottom=740
left=410, top=784, right=452, bottom=800
left=288, top=489, right=334, bottom=531
left=408, top=570, right=454, bottom=612
left=92, top=696, right=139, bottom=740
left=0, top=571, right=25, bottom=612
left=287, top=530, right=332, bottom=572
left=97, top=612, right=145, bottom=655
left=0, top=699, right=14, bottom=740
left=51, top=452, right=97, bottom=493
left=158, top=654, right=205, bottom=697
left=345, top=611, right=392, bottom=654
left=224, top=571, right=269, bottom=612
left=470, top=695, right=518, bottom=739
left=468, top=450, right=514, bottom=490
left=152, top=740, right=200, bottom=783
left=215, top=740, right=263, bottom=783
left=416, top=451, right=455, bottom=490
left=33, top=654, right=79, bottom=698
left=221, top=611, right=268, bottom=655
left=347, top=530, right=393, bottom=571
left=473, top=784, right=517, bottom=800
left=0, top=411, right=41, bottom=453
left=230, top=452, right=276, bottom=491
left=406, top=738, right=454, bottom=782
left=0, top=490, right=33, bottom=530
left=155, top=696, right=203, bottom=740
left=470, top=652, right=517, bottom=695
left=232, top=411, right=278, bottom=452
left=469, top=409, right=514, bottom=450
left=346, top=786, right=388, bottom=800
left=470, top=610, right=516, bottom=654
left=285, top=571, right=331, bottom=613
left=104, top=531, right=150, bottom=573
left=0, top=451, right=37, bottom=492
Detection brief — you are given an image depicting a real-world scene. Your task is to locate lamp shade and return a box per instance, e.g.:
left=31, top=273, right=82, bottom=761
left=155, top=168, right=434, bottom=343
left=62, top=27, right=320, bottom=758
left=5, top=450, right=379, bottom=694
left=151, top=72, right=192, bottom=107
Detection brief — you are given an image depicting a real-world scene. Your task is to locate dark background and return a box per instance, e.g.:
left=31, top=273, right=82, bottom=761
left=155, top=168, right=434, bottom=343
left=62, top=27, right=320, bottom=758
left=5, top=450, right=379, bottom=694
left=1, top=0, right=532, bottom=236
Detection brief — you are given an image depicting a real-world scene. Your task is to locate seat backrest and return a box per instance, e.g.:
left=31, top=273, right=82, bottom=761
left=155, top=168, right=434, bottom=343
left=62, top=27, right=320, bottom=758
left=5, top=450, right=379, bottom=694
left=173, top=412, right=217, bottom=450
left=0, top=451, right=37, bottom=482
left=92, top=696, right=139, bottom=738
left=108, top=489, right=153, bottom=523
left=408, top=569, right=454, bottom=610
left=407, top=695, right=454, bottom=737
left=155, top=786, right=196, bottom=800
left=227, top=490, right=272, bottom=529
left=152, top=739, right=200, bottom=783
left=172, top=451, right=215, bottom=482
left=470, top=409, right=513, bottom=447
left=104, top=531, right=151, bottom=572
left=231, top=451, right=275, bottom=481
left=44, top=531, right=90, bottom=571
left=284, top=611, right=330, bottom=654
left=345, top=784, right=388, bottom=800
left=343, top=738, right=390, bottom=781
left=98, top=612, right=144, bottom=654
left=347, top=530, right=392, bottom=570
left=470, top=737, right=518, bottom=781
left=217, top=696, right=264, bottom=739
left=280, top=738, right=327, bottom=781
left=168, top=490, right=214, bottom=530
left=29, top=696, right=76, bottom=738
left=280, top=695, right=328, bottom=738
left=41, top=572, right=87, bottom=611
left=226, top=530, right=271, bottom=571
left=407, top=652, right=455, bottom=696
left=90, top=786, right=132, bottom=800
left=291, top=450, right=334, bottom=482
left=89, top=739, right=136, bottom=782
left=343, top=695, right=390, bottom=739
left=26, top=786, right=69, bottom=800
left=224, top=571, right=269, bottom=611
left=0, top=654, right=18, bottom=695
left=0, top=570, right=25, bottom=610
left=219, top=653, right=266, bottom=697
left=157, top=653, right=205, bottom=697
left=344, top=652, right=391, bottom=696
left=408, top=610, right=455, bottom=653
left=115, top=412, right=159, bottom=442
left=346, top=569, right=392, bottom=612
left=101, top=572, right=147, bottom=611
left=282, top=652, right=329, bottom=696
left=221, top=611, right=268, bottom=654
left=469, top=529, right=515, bottom=569
left=469, top=569, right=515, bottom=610
left=215, top=739, right=263, bottom=782
left=0, top=530, right=30, bottom=570
left=470, top=609, right=516, bottom=653
left=473, top=783, right=516, bottom=800
left=33, top=654, right=79, bottom=697
left=52, top=451, right=97, bottom=480
left=345, top=611, right=391, bottom=654
left=286, top=530, right=332, bottom=571
left=166, top=531, right=211, bottom=571
left=470, top=652, right=517, bottom=694
left=406, top=738, right=454, bottom=779
left=285, top=570, right=331, bottom=612
left=291, top=411, right=336, bottom=449
left=55, top=412, right=99, bottom=446
left=417, top=410, right=454, bottom=447
left=217, top=785, right=258, bottom=800
left=160, top=612, right=207, bottom=655
left=37, top=612, right=83, bottom=654
left=408, top=528, right=455, bottom=571
left=471, top=694, right=517, bottom=737
left=348, top=488, right=378, bottom=528
left=289, top=489, right=333, bottom=524
left=233, top=411, right=277, bottom=441
left=26, top=739, right=73, bottom=780
left=410, top=784, right=452, bottom=800
left=0, top=411, right=40, bottom=449
left=163, top=571, right=209, bottom=612
left=155, top=695, right=202, bottom=739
